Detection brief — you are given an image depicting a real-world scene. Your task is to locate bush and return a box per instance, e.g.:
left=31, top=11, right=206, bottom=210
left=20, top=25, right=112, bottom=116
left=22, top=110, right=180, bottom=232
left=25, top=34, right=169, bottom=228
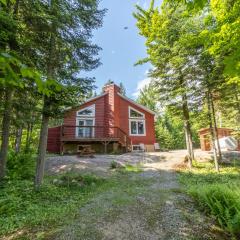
left=7, top=150, right=36, bottom=180
left=179, top=162, right=240, bottom=238
left=110, top=160, right=117, bottom=169
left=54, top=172, right=105, bottom=188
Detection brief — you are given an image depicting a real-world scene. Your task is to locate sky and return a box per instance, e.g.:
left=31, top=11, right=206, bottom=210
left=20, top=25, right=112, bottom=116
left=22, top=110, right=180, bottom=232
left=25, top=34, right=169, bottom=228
left=84, top=0, right=162, bottom=98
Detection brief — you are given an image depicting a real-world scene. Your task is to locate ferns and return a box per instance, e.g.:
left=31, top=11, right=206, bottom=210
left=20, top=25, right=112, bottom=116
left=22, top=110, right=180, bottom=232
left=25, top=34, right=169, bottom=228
left=189, top=183, right=240, bottom=237
left=180, top=162, right=240, bottom=238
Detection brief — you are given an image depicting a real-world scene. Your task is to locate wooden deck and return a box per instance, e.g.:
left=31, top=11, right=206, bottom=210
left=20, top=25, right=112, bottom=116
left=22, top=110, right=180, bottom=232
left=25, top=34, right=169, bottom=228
left=61, top=137, right=120, bottom=142
left=60, top=125, right=132, bottom=153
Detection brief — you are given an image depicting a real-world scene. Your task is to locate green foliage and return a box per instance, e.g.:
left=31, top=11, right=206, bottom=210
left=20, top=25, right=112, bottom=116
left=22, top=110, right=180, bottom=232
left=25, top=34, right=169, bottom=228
left=155, top=114, right=185, bottom=150
left=110, top=160, right=118, bottom=169
left=123, top=164, right=143, bottom=173
left=0, top=52, right=62, bottom=96
left=0, top=174, right=108, bottom=237
left=6, top=150, right=36, bottom=180
left=137, top=83, right=158, bottom=112
left=179, top=162, right=240, bottom=238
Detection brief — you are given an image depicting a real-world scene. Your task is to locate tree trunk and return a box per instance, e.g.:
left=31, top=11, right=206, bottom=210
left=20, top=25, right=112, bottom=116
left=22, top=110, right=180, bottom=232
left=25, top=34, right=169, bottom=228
left=34, top=0, right=56, bottom=188
left=0, top=89, right=13, bottom=179
left=207, top=92, right=219, bottom=172
left=34, top=100, right=49, bottom=189
left=15, top=126, right=23, bottom=153
left=182, top=93, right=194, bottom=168
left=25, top=123, right=31, bottom=152
left=210, top=93, right=222, bottom=162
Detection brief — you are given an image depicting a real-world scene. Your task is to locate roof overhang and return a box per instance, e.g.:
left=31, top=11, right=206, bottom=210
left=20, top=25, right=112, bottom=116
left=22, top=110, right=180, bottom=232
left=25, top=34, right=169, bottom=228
left=64, top=93, right=107, bottom=112
left=118, top=93, right=156, bottom=115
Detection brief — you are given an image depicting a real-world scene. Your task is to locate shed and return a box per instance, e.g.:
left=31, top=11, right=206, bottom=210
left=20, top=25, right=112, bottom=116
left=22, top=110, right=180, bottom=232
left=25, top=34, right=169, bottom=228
left=198, top=128, right=233, bottom=151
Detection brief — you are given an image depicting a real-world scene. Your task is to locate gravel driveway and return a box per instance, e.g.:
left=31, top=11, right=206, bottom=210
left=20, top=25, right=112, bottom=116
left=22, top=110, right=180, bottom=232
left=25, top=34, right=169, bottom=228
left=46, top=150, right=227, bottom=240
left=45, top=150, right=189, bottom=177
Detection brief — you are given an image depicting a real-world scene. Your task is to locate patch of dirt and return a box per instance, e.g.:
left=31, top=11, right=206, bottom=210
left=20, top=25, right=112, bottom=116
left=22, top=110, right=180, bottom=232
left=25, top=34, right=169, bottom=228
left=47, top=151, right=227, bottom=240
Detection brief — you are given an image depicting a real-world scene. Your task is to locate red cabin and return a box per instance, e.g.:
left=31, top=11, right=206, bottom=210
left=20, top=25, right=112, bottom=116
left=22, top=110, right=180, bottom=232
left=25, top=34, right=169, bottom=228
left=47, top=83, right=156, bottom=154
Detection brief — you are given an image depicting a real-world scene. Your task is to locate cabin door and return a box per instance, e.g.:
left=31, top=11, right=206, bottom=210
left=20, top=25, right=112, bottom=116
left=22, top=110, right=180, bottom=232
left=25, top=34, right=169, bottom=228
left=77, top=119, right=94, bottom=138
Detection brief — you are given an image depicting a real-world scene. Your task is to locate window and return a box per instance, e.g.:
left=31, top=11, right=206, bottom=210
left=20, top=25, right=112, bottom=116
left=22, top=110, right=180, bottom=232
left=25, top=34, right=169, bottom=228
left=76, top=104, right=95, bottom=138
left=77, top=119, right=94, bottom=138
left=129, top=107, right=144, bottom=119
left=129, top=107, right=145, bottom=136
left=132, top=145, right=142, bottom=151
left=77, top=105, right=95, bottom=117
left=130, top=120, right=145, bottom=136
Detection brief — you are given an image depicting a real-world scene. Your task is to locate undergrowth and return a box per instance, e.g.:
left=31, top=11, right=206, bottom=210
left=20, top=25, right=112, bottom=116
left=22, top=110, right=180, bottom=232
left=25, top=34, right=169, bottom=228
left=0, top=173, right=111, bottom=238
left=179, top=160, right=240, bottom=239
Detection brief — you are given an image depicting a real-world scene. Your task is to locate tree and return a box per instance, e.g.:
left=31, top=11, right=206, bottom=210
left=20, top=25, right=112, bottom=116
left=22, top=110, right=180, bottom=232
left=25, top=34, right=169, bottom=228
left=137, top=83, right=157, bottom=112
left=0, top=0, right=105, bottom=184
left=119, top=82, right=126, bottom=96
left=134, top=1, right=201, bottom=167
left=27, top=0, right=106, bottom=189
left=168, top=0, right=240, bottom=82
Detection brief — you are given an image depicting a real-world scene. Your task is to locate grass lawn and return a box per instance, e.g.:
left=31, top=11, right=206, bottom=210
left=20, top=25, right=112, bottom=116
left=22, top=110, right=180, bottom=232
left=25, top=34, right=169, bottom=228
left=178, top=160, right=240, bottom=239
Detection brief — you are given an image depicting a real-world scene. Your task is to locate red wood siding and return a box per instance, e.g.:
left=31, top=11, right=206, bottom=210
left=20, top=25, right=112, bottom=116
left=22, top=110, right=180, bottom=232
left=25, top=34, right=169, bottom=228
left=47, top=126, right=61, bottom=153
left=62, top=84, right=156, bottom=145
left=63, top=96, right=106, bottom=139
left=118, top=96, right=156, bottom=145
left=47, top=83, right=156, bottom=153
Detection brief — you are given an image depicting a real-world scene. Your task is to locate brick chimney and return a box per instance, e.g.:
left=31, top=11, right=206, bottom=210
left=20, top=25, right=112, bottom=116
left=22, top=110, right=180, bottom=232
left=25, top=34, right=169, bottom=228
left=103, top=83, right=121, bottom=130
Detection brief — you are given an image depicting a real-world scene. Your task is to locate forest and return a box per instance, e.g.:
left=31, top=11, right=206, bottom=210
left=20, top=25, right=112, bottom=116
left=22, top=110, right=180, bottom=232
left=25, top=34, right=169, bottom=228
left=0, top=0, right=240, bottom=238
left=135, top=0, right=240, bottom=169
left=0, top=0, right=105, bottom=188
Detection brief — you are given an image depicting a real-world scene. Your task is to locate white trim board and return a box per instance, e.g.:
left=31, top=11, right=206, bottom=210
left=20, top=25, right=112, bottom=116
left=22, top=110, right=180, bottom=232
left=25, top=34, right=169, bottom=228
left=118, top=93, right=155, bottom=115
left=128, top=106, right=145, bottom=119
left=129, top=119, right=146, bottom=136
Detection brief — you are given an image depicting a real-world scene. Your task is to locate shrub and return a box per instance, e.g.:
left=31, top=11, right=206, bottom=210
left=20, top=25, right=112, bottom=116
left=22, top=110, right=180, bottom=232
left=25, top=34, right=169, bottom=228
left=54, top=172, right=104, bottom=188
left=179, top=162, right=240, bottom=239
left=7, top=150, right=36, bottom=180
left=189, top=184, right=240, bottom=237
left=110, top=160, right=118, bottom=169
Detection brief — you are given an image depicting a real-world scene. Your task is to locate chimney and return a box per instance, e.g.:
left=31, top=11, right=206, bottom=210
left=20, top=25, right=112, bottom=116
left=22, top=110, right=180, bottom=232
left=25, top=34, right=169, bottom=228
left=103, top=83, right=121, bottom=95
left=103, top=83, right=121, bottom=129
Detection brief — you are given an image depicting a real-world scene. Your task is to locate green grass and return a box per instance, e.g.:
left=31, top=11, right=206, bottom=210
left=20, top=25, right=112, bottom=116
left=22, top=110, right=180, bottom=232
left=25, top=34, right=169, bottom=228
left=0, top=167, right=149, bottom=239
left=179, top=161, right=240, bottom=239
left=0, top=173, right=115, bottom=239
left=115, top=163, right=143, bottom=174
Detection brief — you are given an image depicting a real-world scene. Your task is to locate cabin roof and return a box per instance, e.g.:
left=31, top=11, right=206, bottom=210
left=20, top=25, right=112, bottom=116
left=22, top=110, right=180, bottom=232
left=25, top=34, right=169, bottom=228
left=65, top=92, right=156, bottom=115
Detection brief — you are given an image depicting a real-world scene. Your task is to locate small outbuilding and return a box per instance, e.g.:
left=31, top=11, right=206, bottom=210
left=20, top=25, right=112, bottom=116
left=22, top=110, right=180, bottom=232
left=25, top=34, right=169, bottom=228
left=198, top=128, right=237, bottom=151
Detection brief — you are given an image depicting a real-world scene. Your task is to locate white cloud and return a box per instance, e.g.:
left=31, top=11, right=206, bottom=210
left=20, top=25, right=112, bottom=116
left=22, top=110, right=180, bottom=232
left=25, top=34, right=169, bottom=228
left=132, top=77, right=151, bottom=98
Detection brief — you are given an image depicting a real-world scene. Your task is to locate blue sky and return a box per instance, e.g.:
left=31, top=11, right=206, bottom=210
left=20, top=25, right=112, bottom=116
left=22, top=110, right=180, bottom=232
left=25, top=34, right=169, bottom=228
left=86, top=0, right=161, bottom=98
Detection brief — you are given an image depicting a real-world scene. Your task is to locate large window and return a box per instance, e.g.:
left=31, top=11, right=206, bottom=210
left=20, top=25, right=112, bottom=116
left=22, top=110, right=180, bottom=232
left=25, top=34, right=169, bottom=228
left=129, top=107, right=145, bottom=119
left=76, top=104, right=95, bottom=137
left=129, top=107, right=145, bottom=136
left=77, top=105, right=95, bottom=117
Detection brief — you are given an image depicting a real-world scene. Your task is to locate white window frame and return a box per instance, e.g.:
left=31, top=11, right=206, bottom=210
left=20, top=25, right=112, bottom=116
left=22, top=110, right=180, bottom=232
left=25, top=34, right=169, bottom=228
left=76, top=104, right=95, bottom=138
left=76, top=104, right=95, bottom=117
left=129, top=106, right=145, bottom=119
left=128, top=106, right=146, bottom=136
left=75, top=118, right=95, bottom=138
left=129, top=119, right=146, bottom=136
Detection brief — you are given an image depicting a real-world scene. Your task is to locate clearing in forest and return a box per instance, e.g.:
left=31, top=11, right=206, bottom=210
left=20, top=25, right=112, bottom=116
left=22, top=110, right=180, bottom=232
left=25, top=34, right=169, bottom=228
left=47, top=151, right=226, bottom=240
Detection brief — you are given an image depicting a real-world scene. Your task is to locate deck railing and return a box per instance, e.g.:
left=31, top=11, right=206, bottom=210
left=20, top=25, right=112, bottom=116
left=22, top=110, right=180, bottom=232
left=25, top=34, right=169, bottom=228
left=61, top=125, right=131, bottom=148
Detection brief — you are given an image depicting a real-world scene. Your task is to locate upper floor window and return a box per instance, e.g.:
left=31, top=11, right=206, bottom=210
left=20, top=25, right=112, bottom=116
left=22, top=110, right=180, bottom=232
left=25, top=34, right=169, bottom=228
left=77, top=104, right=95, bottom=117
left=129, top=107, right=145, bottom=119
left=129, top=106, right=146, bottom=136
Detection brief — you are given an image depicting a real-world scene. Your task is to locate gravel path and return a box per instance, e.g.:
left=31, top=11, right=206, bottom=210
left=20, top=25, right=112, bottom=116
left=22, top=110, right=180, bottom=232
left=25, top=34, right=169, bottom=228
left=47, top=151, right=226, bottom=240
